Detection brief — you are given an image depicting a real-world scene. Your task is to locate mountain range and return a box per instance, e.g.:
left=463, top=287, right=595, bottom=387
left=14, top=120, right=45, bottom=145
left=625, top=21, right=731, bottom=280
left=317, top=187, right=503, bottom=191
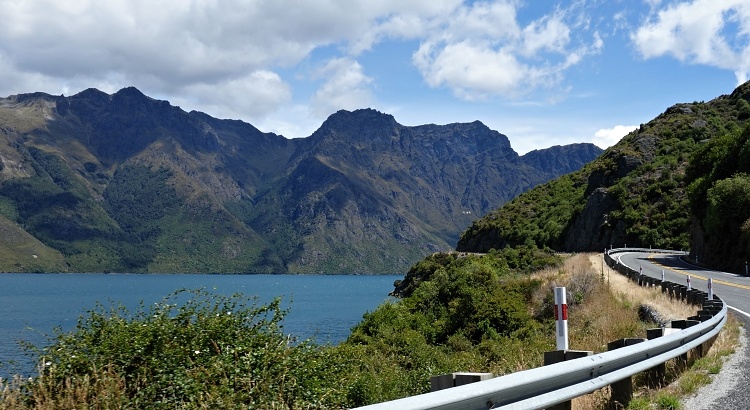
left=0, top=87, right=601, bottom=273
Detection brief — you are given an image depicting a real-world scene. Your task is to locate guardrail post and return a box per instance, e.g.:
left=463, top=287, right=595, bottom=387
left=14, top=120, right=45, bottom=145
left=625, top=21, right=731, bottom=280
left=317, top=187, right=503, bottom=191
left=689, top=289, right=706, bottom=306
left=703, top=300, right=722, bottom=315
left=455, top=372, right=492, bottom=386
left=677, top=285, right=687, bottom=301
left=670, top=320, right=700, bottom=371
left=430, top=372, right=493, bottom=392
left=670, top=283, right=678, bottom=300
left=430, top=374, right=454, bottom=391
left=543, top=350, right=593, bottom=410
left=607, top=338, right=646, bottom=408
left=645, top=328, right=679, bottom=387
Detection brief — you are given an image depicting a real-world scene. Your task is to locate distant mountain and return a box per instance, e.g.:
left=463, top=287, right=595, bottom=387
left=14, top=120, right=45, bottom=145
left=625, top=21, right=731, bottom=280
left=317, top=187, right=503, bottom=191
left=457, top=80, right=750, bottom=274
left=0, top=87, right=601, bottom=273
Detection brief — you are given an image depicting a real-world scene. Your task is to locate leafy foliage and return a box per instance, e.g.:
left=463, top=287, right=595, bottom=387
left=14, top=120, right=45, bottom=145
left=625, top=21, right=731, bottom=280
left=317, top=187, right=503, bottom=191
left=685, top=125, right=750, bottom=271
left=0, top=157, right=273, bottom=272
left=335, top=249, right=562, bottom=405
left=23, top=290, right=341, bottom=409
left=101, top=165, right=181, bottom=269
left=103, top=165, right=180, bottom=240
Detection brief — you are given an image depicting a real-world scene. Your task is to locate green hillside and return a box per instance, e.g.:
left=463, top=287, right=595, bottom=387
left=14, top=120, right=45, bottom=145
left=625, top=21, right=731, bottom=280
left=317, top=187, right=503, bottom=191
left=0, top=214, right=68, bottom=272
left=458, top=81, right=750, bottom=274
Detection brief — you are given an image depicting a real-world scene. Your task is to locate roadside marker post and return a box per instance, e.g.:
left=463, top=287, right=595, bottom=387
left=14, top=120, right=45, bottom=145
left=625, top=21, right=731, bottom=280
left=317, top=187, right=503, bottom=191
left=554, top=287, right=569, bottom=350
left=708, top=278, right=713, bottom=300
left=687, top=275, right=692, bottom=291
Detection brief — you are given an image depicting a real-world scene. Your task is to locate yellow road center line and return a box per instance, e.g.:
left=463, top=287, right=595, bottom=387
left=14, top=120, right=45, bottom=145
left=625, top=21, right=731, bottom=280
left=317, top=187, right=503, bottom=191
left=647, top=254, right=750, bottom=291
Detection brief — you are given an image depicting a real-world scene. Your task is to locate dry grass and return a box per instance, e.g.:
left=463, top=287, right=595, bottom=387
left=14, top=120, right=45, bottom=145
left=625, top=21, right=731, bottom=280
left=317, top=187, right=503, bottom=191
left=590, top=254, right=696, bottom=323
left=530, top=254, right=695, bottom=354
left=553, top=253, right=741, bottom=410
left=0, top=365, right=128, bottom=410
left=527, top=253, right=721, bottom=410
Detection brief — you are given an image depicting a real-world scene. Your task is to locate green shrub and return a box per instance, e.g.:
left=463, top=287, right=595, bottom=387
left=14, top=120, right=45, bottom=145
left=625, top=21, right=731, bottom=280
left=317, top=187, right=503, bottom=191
left=655, top=392, right=682, bottom=410
left=22, top=289, right=340, bottom=409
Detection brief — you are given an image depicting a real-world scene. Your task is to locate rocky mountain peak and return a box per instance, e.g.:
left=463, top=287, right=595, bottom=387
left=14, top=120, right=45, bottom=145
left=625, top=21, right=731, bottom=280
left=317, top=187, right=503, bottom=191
left=71, top=88, right=110, bottom=103
left=311, top=108, right=398, bottom=142
left=113, top=86, right=147, bottom=98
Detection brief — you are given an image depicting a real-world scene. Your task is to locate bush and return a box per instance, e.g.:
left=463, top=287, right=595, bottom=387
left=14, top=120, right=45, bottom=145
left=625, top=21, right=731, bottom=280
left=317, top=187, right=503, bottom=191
left=18, top=289, right=339, bottom=409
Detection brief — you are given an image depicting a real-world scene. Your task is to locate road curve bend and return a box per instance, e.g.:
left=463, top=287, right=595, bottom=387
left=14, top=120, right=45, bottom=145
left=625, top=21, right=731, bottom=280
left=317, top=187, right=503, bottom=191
left=613, top=250, right=750, bottom=409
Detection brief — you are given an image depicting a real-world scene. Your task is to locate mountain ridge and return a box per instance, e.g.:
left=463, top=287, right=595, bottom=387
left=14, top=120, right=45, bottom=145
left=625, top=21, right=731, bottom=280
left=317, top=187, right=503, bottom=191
left=0, top=87, right=602, bottom=273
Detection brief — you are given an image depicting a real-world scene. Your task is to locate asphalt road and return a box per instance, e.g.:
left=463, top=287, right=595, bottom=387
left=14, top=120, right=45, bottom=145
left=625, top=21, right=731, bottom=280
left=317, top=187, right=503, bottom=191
left=615, top=251, right=750, bottom=318
left=613, top=250, right=750, bottom=409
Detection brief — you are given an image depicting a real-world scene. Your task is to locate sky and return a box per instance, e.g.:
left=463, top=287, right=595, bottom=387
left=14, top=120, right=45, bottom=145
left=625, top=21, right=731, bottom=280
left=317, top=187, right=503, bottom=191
left=1, top=1, right=749, bottom=155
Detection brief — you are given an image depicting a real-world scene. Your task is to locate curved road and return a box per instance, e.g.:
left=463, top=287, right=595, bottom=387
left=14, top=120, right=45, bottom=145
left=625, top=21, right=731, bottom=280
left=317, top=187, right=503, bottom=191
left=613, top=250, right=750, bottom=409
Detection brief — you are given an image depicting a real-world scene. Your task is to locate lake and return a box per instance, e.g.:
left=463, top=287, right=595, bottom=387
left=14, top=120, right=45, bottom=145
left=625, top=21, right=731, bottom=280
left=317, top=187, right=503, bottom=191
left=0, top=273, right=400, bottom=378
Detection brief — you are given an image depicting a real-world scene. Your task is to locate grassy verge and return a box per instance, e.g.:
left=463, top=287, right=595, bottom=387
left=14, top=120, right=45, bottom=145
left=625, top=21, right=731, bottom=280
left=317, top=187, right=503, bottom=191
left=576, top=254, right=742, bottom=410
left=625, top=313, right=741, bottom=410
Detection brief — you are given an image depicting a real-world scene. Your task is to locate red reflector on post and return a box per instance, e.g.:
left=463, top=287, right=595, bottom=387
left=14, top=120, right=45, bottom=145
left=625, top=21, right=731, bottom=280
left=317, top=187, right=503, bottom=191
left=554, top=287, right=569, bottom=350
left=554, top=304, right=569, bottom=320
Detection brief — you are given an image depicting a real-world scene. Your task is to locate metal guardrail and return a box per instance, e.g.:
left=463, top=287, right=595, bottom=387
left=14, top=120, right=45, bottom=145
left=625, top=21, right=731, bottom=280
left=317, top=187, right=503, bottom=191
left=354, top=248, right=727, bottom=410
left=606, top=247, right=686, bottom=255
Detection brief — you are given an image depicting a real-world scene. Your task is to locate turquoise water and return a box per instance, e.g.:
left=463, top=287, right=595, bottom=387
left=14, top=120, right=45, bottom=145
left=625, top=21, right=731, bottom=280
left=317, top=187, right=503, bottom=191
left=0, top=273, right=400, bottom=378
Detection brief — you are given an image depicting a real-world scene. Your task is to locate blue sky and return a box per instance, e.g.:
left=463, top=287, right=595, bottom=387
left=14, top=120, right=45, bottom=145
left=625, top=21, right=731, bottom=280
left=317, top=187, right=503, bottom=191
left=1, top=0, right=749, bottom=154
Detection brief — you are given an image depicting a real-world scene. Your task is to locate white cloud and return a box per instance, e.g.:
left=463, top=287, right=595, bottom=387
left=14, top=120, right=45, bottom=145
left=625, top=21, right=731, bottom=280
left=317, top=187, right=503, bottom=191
left=411, top=1, right=602, bottom=100
left=632, top=0, right=750, bottom=84
left=254, top=104, right=319, bottom=139
left=0, top=0, right=633, bottom=150
left=593, top=125, right=637, bottom=149
left=521, top=13, right=571, bottom=57
left=174, top=71, right=292, bottom=120
left=310, top=58, right=374, bottom=118
left=0, top=0, right=609, bottom=127
left=0, top=0, right=461, bottom=115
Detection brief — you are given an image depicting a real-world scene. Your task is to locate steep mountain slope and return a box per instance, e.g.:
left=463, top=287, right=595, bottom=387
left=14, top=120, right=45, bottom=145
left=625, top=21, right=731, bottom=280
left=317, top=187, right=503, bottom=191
left=248, top=109, right=566, bottom=273
left=458, top=81, right=750, bottom=273
left=0, top=87, right=601, bottom=273
left=0, top=214, right=68, bottom=272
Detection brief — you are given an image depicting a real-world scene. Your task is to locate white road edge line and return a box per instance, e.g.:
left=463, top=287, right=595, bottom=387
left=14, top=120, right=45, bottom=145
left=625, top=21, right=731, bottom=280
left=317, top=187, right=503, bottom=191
left=728, top=306, right=750, bottom=320
left=614, top=252, right=750, bottom=319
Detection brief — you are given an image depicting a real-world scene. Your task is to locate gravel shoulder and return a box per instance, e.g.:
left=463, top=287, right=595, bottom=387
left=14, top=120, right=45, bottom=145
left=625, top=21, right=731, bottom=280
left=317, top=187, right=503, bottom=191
left=681, top=311, right=750, bottom=410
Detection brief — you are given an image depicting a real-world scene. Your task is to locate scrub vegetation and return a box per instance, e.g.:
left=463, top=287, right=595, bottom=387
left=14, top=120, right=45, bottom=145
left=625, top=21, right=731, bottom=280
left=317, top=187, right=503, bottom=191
left=458, top=81, right=750, bottom=273
left=0, top=251, right=707, bottom=409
